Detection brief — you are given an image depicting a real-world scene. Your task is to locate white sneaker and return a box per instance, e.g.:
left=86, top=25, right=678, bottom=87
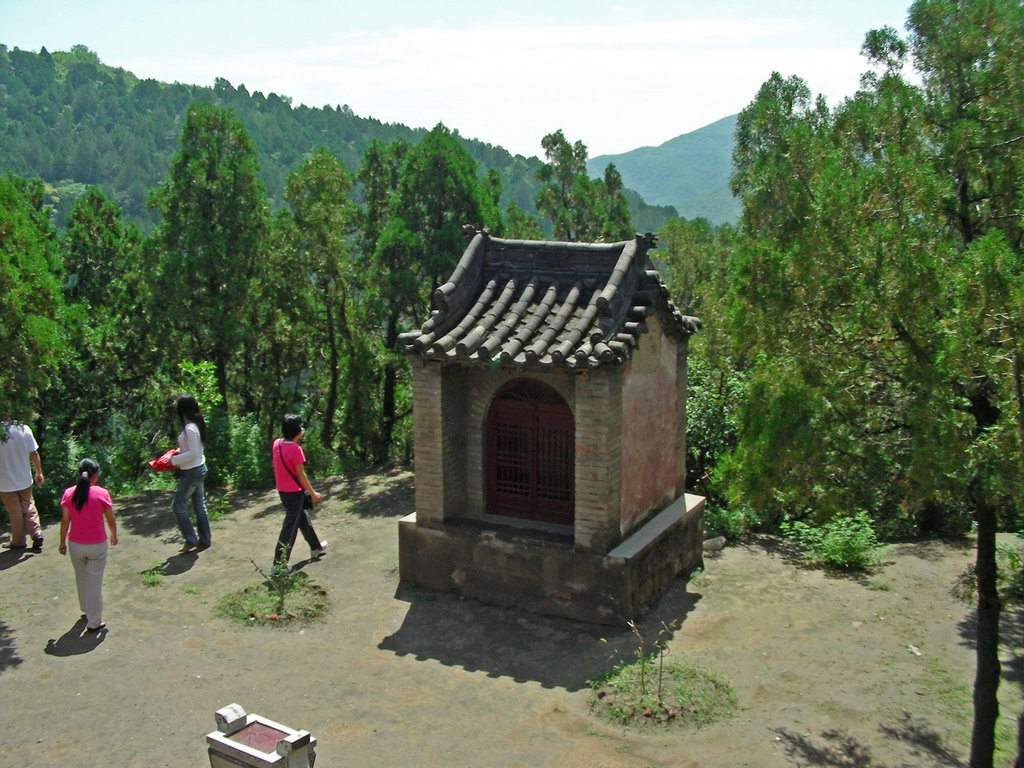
left=310, top=541, right=328, bottom=558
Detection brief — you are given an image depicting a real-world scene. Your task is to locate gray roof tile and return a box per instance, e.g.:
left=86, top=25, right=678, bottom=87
left=399, top=228, right=700, bottom=371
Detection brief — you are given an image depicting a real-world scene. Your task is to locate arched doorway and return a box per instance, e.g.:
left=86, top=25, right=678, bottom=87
left=486, top=378, right=574, bottom=525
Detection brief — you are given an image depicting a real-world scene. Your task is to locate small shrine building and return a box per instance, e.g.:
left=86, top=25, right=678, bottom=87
left=397, top=227, right=704, bottom=624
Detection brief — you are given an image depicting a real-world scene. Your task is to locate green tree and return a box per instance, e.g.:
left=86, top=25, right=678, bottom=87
left=535, top=130, right=634, bottom=241
left=149, top=103, right=269, bottom=406
left=659, top=218, right=741, bottom=515
left=0, top=174, right=64, bottom=413
left=907, top=2, right=1024, bottom=762
left=504, top=203, right=545, bottom=240
left=283, top=147, right=367, bottom=454
left=536, top=129, right=595, bottom=240
left=597, top=163, right=633, bottom=241
left=358, top=124, right=501, bottom=460
left=727, top=4, right=1024, bottom=763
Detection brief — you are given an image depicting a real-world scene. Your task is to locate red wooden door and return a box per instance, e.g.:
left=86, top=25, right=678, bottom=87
left=487, top=381, right=574, bottom=525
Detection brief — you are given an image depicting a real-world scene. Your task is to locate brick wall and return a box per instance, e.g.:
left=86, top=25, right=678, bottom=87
left=573, top=368, right=622, bottom=553
left=411, top=362, right=468, bottom=527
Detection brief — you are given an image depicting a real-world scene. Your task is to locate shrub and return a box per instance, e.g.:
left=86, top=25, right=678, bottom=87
left=217, top=565, right=330, bottom=626
left=780, top=510, right=880, bottom=570
left=221, top=413, right=272, bottom=489
left=589, top=657, right=737, bottom=728
left=704, top=502, right=760, bottom=539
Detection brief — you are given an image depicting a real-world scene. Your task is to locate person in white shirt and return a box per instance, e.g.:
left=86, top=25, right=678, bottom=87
left=169, top=395, right=211, bottom=552
left=0, top=419, right=45, bottom=551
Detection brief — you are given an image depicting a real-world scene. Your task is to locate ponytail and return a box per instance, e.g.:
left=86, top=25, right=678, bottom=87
left=72, top=458, right=100, bottom=511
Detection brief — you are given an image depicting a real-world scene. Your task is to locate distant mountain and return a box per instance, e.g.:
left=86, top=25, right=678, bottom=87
left=589, top=115, right=739, bottom=226
left=0, top=44, right=680, bottom=234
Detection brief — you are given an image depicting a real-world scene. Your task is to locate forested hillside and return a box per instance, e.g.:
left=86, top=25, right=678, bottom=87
left=0, top=44, right=677, bottom=233
left=589, top=115, right=739, bottom=225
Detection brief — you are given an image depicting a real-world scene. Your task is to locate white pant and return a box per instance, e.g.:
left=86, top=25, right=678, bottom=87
left=68, top=540, right=107, bottom=629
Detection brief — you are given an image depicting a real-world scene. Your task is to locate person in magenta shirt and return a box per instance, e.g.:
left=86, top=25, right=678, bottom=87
left=271, top=414, right=325, bottom=570
left=59, top=458, right=117, bottom=632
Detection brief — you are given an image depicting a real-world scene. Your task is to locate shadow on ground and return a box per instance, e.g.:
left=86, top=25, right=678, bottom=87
left=0, top=619, right=22, bottom=673
left=0, top=547, right=35, bottom=571
left=957, top=603, right=1024, bottom=689
left=879, top=715, right=966, bottom=767
left=773, top=719, right=965, bottom=768
left=115, top=490, right=178, bottom=538
left=324, top=465, right=413, bottom=520
left=378, top=575, right=702, bottom=691
left=43, top=619, right=107, bottom=657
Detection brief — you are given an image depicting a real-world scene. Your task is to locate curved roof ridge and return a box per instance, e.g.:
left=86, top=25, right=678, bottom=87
left=400, top=230, right=699, bottom=371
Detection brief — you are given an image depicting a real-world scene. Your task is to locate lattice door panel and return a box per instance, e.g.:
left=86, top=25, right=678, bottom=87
left=487, top=393, right=574, bottom=524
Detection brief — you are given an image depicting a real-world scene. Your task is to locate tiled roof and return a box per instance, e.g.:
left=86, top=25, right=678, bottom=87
left=398, top=228, right=701, bottom=372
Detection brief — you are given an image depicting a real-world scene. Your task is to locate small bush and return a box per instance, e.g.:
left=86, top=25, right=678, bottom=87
left=704, top=503, right=760, bottom=539
left=780, top=511, right=880, bottom=571
left=221, top=413, right=272, bottom=489
left=590, top=658, right=737, bottom=728
left=217, top=567, right=330, bottom=627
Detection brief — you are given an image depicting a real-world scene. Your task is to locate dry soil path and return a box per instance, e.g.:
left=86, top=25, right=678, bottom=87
left=0, top=467, right=1020, bottom=767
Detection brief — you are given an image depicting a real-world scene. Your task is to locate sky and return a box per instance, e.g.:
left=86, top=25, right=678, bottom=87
left=0, top=0, right=914, bottom=158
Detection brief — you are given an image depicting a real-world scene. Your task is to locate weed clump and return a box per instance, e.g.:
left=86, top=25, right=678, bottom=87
left=589, top=622, right=737, bottom=729
left=217, top=562, right=330, bottom=626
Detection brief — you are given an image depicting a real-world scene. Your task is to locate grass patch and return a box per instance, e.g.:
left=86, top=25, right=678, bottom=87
left=589, top=657, right=737, bottom=729
left=139, top=565, right=163, bottom=587
left=217, top=566, right=330, bottom=627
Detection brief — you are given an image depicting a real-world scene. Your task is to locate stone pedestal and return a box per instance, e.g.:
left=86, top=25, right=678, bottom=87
left=207, top=704, right=316, bottom=768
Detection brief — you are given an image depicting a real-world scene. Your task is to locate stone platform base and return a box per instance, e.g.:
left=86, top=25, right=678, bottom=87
left=398, top=494, right=704, bottom=624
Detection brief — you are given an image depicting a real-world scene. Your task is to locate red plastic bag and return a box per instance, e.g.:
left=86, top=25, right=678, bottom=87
left=147, top=448, right=179, bottom=472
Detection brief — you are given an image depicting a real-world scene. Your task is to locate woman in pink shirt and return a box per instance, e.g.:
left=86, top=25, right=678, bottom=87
left=59, top=459, right=118, bottom=632
left=271, top=414, right=325, bottom=571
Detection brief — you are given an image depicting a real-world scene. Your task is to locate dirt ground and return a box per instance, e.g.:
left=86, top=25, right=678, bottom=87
left=1, top=466, right=1021, bottom=768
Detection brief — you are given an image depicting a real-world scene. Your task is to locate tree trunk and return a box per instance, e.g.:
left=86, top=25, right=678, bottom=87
left=375, top=315, right=399, bottom=464
left=377, top=362, right=397, bottom=464
left=336, top=292, right=368, bottom=461
left=1012, top=349, right=1024, bottom=472
left=969, top=493, right=1002, bottom=768
left=322, top=300, right=338, bottom=450
left=214, top=350, right=229, bottom=411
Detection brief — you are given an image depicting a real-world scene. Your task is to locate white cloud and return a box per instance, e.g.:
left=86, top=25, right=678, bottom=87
left=118, top=17, right=874, bottom=157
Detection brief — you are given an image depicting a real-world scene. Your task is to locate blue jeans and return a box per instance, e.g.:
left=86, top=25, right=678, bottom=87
left=171, top=464, right=210, bottom=546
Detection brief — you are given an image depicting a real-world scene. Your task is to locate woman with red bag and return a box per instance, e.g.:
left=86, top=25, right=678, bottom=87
left=271, top=414, right=325, bottom=571
left=169, top=395, right=210, bottom=552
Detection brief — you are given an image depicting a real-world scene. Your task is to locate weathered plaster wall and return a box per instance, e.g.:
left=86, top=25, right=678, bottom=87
left=619, top=316, right=679, bottom=536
